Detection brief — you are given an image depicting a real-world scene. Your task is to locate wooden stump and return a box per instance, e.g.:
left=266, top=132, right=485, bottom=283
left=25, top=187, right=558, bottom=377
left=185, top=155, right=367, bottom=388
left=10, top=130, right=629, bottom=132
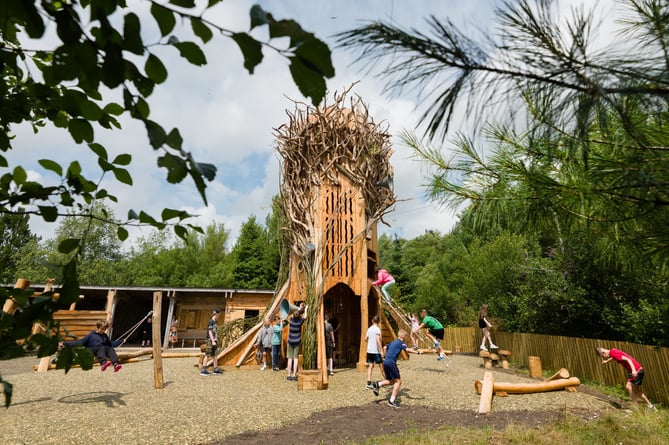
left=528, top=356, right=542, bottom=378
left=498, top=350, right=512, bottom=369
left=297, top=369, right=328, bottom=390
left=546, top=368, right=570, bottom=381
left=479, top=350, right=491, bottom=368
left=490, top=353, right=500, bottom=367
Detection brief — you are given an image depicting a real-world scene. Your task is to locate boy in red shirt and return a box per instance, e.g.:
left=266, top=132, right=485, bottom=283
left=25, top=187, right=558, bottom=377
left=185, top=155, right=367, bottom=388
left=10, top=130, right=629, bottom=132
left=596, top=347, right=655, bottom=409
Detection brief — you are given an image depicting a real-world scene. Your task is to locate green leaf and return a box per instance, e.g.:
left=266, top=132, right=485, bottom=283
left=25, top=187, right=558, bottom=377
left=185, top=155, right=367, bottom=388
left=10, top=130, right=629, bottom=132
left=191, top=18, right=213, bottom=44
left=289, top=56, right=327, bottom=106
left=231, top=33, right=263, bottom=74
left=249, top=5, right=271, bottom=30
left=169, top=0, right=196, bottom=7
left=166, top=128, right=183, bottom=150
left=68, top=119, right=94, bottom=143
left=102, top=102, right=124, bottom=116
left=12, top=166, right=27, bottom=184
left=173, top=41, right=207, bottom=66
left=88, top=143, right=108, bottom=160
left=112, top=167, right=133, bottom=185
left=38, top=206, right=58, bottom=222
left=145, top=120, right=166, bottom=148
left=117, top=227, right=129, bottom=241
left=79, top=100, right=103, bottom=121
left=161, top=208, right=188, bottom=221
left=195, top=162, right=217, bottom=181
left=58, top=238, right=80, bottom=254
left=157, top=154, right=188, bottom=183
left=128, top=209, right=139, bottom=220
left=150, top=3, right=176, bottom=37
left=112, top=153, right=132, bottom=166
left=98, top=157, right=113, bottom=172
left=294, top=37, right=335, bottom=78
left=138, top=211, right=159, bottom=225
left=145, top=53, right=168, bottom=84
left=269, top=19, right=306, bottom=41
left=123, top=12, right=144, bottom=55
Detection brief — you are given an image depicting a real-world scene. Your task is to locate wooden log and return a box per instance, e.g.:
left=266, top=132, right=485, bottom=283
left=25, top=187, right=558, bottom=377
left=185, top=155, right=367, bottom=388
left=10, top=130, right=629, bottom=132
left=477, top=371, right=494, bottom=414
left=152, top=292, right=164, bottom=389
left=474, top=377, right=581, bottom=395
left=545, top=368, right=570, bottom=381
left=490, top=353, right=500, bottom=367
left=528, top=355, right=542, bottom=378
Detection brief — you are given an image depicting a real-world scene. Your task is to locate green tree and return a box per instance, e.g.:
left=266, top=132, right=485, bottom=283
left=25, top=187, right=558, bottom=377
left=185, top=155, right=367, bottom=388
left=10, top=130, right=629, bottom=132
left=230, top=216, right=277, bottom=289
left=0, top=212, right=37, bottom=284
left=337, top=0, right=669, bottom=257
left=1, top=1, right=333, bottom=406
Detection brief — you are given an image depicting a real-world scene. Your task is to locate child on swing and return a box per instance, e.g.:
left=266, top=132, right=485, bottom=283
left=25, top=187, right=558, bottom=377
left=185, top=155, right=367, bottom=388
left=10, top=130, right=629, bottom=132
left=62, top=319, right=125, bottom=372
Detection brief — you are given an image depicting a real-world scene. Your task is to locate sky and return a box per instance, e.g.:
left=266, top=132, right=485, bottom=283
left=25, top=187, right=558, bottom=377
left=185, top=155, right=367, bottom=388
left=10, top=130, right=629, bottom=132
left=8, top=0, right=618, bottom=249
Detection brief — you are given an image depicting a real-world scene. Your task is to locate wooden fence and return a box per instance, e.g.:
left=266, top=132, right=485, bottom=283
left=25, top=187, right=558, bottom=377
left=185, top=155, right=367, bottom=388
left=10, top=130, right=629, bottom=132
left=440, top=327, right=669, bottom=405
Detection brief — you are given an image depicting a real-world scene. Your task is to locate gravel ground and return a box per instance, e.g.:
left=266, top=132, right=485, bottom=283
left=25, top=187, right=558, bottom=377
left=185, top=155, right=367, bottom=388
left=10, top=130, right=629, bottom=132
left=0, top=350, right=616, bottom=445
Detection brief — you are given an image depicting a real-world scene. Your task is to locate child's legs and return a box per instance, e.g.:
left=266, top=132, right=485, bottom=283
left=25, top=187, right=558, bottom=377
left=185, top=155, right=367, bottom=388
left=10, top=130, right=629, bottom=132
left=271, top=344, right=281, bottom=368
left=626, top=381, right=637, bottom=403
left=105, top=346, right=119, bottom=363
left=381, top=281, right=395, bottom=300
left=481, top=327, right=491, bottom=345
left=391, top=379, right=402, bottom=398
left=91, top=347, right=107, bottom=364
left=378, top=363, right=386, bottom=379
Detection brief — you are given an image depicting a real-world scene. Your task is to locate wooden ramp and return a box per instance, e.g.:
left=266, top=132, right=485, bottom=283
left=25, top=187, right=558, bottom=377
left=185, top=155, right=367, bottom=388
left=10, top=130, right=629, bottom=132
left=216, top=280, right=287, bottom=368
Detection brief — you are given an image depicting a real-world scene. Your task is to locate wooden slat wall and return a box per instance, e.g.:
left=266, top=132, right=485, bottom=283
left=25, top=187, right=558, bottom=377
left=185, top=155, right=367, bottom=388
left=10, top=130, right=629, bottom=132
left=448, top=327, right=669, bottom=405
left=53, top=310, right=108, bottom=339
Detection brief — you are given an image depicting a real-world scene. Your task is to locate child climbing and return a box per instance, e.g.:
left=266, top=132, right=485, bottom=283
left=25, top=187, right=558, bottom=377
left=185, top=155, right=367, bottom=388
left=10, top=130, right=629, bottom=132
left=373, top=267, right=396, bottom=304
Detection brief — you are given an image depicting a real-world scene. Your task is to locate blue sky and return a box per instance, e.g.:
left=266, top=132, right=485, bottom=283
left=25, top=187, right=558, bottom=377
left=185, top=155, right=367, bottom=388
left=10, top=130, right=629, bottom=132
left=9, top=0, right=618, bottom=248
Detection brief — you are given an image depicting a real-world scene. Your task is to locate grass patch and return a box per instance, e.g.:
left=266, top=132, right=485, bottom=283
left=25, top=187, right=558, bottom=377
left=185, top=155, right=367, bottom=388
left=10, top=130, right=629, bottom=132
left=353, top=408, right=669, bottom=445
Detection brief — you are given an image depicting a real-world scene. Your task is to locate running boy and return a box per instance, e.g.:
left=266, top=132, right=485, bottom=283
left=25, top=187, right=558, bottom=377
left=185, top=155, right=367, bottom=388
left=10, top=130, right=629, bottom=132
left=596, top=347, right=655, bottom=409
left=413, top=309, right=446, bottom=360
left=370, top=328, right=419, bottom=408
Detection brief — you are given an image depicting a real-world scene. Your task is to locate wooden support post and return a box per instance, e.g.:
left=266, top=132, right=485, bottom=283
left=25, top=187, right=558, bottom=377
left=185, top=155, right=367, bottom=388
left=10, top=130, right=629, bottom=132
left=152, top=291, right=164, bottom=389
left=479, top=350, right=491, bottom=368
left=490, top=353, right=499, bottom=367
left=498, top=350, right=512, bottom=369
left=528, top=356, right=542, bottom=378
left=3, top=278, right=31, bottom=314
left=478, top=371, right=494, bottom=414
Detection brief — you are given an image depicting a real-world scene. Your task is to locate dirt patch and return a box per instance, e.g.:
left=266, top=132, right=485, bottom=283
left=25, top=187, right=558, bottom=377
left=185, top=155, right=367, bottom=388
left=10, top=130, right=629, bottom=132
left=212, top=404, right=599, bottom=445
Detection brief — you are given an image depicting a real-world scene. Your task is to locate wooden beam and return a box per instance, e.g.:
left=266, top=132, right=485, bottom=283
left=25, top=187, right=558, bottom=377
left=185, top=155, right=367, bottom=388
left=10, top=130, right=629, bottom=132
left=152, top=291, right=164, bottom=389
left=477, top=371, right=494, bottom=414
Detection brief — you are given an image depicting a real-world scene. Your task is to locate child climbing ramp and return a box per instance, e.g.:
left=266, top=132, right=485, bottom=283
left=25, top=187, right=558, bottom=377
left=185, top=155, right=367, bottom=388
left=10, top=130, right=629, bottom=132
left=373, top=267, right=396, bottom=304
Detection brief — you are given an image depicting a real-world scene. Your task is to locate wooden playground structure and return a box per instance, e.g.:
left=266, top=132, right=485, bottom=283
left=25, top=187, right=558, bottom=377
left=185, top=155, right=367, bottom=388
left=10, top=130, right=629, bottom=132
left=215, top=87, right=420, bottom=388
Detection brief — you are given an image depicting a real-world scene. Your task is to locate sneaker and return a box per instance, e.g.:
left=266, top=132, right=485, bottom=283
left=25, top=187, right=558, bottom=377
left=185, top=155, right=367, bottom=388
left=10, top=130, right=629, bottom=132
left=365, top=384, right=374, bottom=390
left=387, top=399, right=400, bottom=409
left=212, top=368, right=224, bottom=375
left=490, top=344, right=498, bottom=349
left=272, top=367, right=279, bottom=372
left=480, top=345, right=488, bottom=352
left=413, top=345, right=419, bottom=351
left=101, top=361, right=112, bottom=372
left=437, top=354, right=445, bottom=361
left=113, top=363, right=122, bottom=372
left=328, top=370, right=335, bottom=376
left=260, top=364, right=266, bottom=371
left=287, top=376, right=293, bottom=381
left=200, top=369, right=210, bottom=376
left=648, top=404, right=657, bottom=411
left=372, top=382, right=380, bottom=396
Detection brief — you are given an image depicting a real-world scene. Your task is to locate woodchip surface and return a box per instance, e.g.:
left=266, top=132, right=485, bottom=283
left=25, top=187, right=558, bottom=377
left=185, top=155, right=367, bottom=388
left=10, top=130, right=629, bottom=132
left=0, top=350, right=615, bottom=444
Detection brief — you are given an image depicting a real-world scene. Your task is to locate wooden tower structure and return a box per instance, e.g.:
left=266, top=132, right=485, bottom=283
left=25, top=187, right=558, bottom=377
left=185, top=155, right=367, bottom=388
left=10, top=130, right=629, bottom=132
left=217, top=87, right=397, bottom=387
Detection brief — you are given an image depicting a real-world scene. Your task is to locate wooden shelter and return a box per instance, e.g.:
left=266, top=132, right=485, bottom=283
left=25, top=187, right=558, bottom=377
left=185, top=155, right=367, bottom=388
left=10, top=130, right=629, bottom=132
left=217, top=87, right=402, bottom=387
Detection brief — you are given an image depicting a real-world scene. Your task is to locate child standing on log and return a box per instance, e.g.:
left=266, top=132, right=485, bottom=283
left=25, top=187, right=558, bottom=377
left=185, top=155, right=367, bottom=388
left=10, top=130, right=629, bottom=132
left=414, top=309, right=446, bottom=360
left=62, top=319, right=125, bottom=372
left=370, top=328, right=419, bottom=408
left=478, top=304, right=498, bottom=351
left=596, top=347, right=655, bottom=410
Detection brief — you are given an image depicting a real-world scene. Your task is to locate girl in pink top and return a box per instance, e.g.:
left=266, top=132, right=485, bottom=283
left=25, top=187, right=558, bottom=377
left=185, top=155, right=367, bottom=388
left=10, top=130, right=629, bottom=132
left=597, top=347, right=655, bottom=409
left=373, top=267, right=396, bottom=304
